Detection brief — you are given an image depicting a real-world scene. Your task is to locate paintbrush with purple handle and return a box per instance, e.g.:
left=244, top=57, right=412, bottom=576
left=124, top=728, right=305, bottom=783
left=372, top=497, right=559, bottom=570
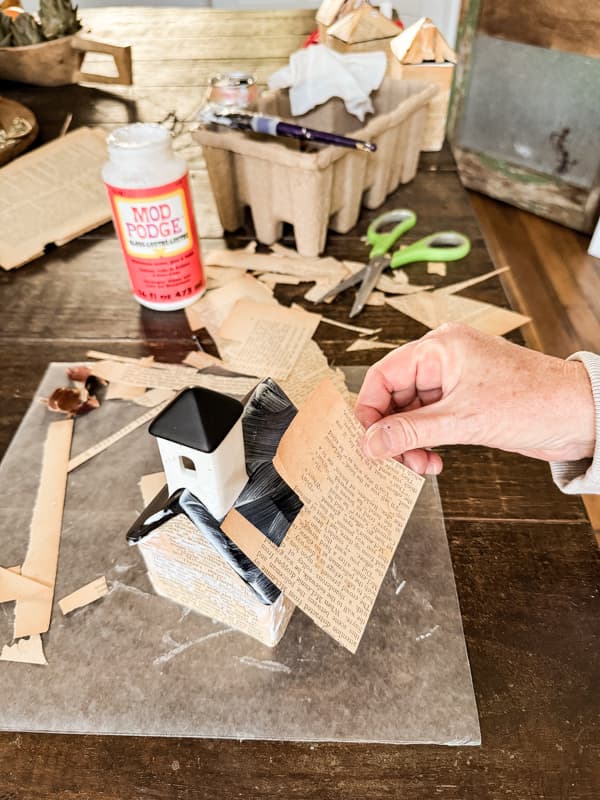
left=200, top=108, right=377, bottom=152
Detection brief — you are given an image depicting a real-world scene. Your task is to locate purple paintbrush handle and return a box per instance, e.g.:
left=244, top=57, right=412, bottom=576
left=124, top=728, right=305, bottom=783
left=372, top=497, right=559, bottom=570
left=275, top=121, right=376, bottom=152
left=250, top=114, right=375, bottom=152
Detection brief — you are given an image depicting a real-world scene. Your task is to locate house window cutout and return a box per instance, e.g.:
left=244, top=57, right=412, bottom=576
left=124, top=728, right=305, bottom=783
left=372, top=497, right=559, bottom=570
left=180, top=456, right=196, bottom=472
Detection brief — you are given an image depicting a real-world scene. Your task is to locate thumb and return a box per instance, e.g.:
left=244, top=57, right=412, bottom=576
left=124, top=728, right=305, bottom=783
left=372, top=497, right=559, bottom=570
left=360, top=407, right=448, bottom=459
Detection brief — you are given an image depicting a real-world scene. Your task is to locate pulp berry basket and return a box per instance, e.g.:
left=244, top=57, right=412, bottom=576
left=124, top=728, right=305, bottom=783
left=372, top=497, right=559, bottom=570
left=194, top=78, right=437, bottom=257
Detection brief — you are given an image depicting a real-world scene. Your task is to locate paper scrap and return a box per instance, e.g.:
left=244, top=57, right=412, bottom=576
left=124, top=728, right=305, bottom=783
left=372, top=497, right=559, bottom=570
left=258, top=273, right=302, bottom=287
left=365, top=290, right=386, bottom=306
left=205, top=265, right=247, bottom=289
left=0, top=566, right=51, bottom=604
left=222, top=379, right=424, bottom=653
left=184, top=274, right=276, bottom=340
left=205, top=248, right=345, bottom=282
left=183, top=350, right=225, bottom=370
left=435, top=267, right=509, bottom=296
left=0, top=128, right=110, bottom=270
left=93, top=360, right=258, bottom=396
left=427, top=261, right=447, bottom=276
left=105, top=381, right=147, bottom=401
left=132, top=388, right=177, bottom=407
left=59, top=576, right=109, bottom=615
left=14, top=419, right=73, bottom=639
left=67, top=399, right=171, bottom=473
left=316, top=313, right=381, bottom=336
left=139, top=472, right=166, bottom=506
left=346, top=339, right=401, bottom=352
left=0, top=635, right=47, bottom=666
left=386, top=286, right=530, bottom=336
left=218, top=300, right=321, bottom=380
left=376, top=273, right=432, bottom=294
left=279, top=340, right=347, bottom=407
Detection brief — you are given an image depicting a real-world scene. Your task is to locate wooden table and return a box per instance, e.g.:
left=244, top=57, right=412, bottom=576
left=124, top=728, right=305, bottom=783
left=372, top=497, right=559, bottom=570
left=1, top=9, right=598, bottom=799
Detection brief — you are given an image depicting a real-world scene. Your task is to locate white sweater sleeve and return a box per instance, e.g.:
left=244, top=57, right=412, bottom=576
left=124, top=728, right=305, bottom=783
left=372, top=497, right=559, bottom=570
left=550, top=351, right=600, bottom=494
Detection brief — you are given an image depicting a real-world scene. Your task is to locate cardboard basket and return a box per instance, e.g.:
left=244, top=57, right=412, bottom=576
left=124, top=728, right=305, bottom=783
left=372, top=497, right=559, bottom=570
left=194, top=78, right=437, bottom=257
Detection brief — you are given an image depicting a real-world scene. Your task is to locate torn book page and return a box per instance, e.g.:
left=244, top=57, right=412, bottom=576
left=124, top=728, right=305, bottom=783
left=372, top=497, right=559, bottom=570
left=279, top=340, right=347, bottom=408
left=184, top=274, right=276, bottom=340
left=365, top=290, right=386, bottom=306
left=58, top=577, right=109, bottom=616
left=386, top=290, right=530, bottom=336
left=316, top=313, right=381, bottom=336
left=435, top=267, right=509, bottom=296
left=204, top=248, right=346, bottom=282
left=218, top=300, right=321, bottom=380
left=376, top=273, right=432, bottom=294
left=182, top=350, right=225, bottom=370
left=222, top=379, right=424, bottom=653
left=0, top=128, right=110, bottom=270
left=139, top=472, right=166, bottom=506
left=346, top=339, right=401, bottom=352
left=93, top=360, right=258, bottom=396
left=132, top=388, right=177, bottom=408
left=13, top=419, right=73, bottom=639
left=0, top=635, right=47, bottom=666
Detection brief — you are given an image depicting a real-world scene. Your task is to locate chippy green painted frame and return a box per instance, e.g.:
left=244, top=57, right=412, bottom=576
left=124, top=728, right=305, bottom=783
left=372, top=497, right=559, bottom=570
left=446, top=0, right=600, bottom=233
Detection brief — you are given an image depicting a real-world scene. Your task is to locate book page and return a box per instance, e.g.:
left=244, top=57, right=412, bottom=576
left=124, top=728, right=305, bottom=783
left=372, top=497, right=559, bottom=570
left=222, top=379, right=424, bottom=652
left=218, top=300, right=321, bottom=380
left=184, top=274, right=275, bottom=339
left=0, top=128, right=111, bottom=270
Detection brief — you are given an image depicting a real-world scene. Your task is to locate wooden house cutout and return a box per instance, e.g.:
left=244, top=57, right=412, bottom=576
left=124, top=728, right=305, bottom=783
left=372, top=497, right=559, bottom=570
left=327, top=0, right=399, bottom=44
left=390, top=16, right=456, bottom=64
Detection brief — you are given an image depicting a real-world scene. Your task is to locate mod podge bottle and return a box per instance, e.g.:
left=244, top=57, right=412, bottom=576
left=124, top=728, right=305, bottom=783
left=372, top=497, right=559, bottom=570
left=103, top=123, right=206, bottom=311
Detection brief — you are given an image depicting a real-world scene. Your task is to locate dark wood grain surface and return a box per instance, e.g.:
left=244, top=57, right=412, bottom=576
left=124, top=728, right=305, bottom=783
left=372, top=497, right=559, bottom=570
left=0, top=9, right=598, bottom=799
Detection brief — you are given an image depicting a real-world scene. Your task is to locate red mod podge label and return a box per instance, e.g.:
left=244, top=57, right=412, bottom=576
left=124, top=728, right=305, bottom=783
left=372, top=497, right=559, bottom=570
left=105, top=174, right=205, bottom=306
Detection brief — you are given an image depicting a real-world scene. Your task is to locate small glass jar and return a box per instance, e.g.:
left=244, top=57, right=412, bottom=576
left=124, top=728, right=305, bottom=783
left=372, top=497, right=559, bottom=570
left=103, top=123, right=206, bottom=311
left=206, top=72, right=258, bottom=111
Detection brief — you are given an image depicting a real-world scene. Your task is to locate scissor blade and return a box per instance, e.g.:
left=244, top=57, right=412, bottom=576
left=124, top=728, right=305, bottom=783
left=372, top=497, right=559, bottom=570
left=313, top=265, right=368, bottom=304
left=349, top=257, right=387, bottom=318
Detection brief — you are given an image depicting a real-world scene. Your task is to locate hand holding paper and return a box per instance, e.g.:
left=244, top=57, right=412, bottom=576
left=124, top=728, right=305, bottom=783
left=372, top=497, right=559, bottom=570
left=356, top=323, right=595, bottom=474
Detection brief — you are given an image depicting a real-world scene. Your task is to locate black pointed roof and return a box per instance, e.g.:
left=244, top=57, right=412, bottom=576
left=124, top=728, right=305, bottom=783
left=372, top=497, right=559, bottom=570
left=149, top=386, right=243, bottom=453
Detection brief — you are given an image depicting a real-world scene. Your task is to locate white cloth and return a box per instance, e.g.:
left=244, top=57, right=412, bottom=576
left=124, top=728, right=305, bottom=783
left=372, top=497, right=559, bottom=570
left=550, top=351, right=600, bottom=494
left=268, top=44, right=387, bottom=121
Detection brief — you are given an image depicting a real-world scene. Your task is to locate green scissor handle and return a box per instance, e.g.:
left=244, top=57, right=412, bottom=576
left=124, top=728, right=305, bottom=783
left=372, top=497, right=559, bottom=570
left=367, top=209, right=417, bottom=259
left=389, top=230, right=471, bottom=269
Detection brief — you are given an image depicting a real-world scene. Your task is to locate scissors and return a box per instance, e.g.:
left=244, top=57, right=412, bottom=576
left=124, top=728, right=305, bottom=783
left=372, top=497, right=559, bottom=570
left=319, top=209, right=471, bottom=318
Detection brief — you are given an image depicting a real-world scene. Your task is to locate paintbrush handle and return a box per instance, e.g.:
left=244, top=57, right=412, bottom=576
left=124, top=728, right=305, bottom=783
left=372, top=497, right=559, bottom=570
left=252, top=115, right=376, bottom=152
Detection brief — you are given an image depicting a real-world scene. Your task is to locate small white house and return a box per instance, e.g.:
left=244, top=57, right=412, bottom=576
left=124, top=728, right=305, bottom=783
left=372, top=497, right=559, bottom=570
left=149, top=386, right=248, bottom=521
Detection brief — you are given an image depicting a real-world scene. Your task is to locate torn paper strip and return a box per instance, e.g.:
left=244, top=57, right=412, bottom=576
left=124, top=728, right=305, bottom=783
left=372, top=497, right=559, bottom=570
left=0, top=635, right=47, bottom=665
left=14, top=419, right=73, bottom=639
left=59, top=576, right=109, bottom=615
left=0, top=567, right=52, bottom=604
left=222, top=379, right=424, bottom=653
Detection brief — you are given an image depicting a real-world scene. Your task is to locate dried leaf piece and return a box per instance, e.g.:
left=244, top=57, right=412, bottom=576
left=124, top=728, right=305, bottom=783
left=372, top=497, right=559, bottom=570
left=44, top=387, right=99, bottom=418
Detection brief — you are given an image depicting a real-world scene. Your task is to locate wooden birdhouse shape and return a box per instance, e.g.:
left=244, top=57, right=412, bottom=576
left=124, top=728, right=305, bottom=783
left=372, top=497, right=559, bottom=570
left=389, top=17, right=457, bottom=152
left=149, top=386, right=248, bottom=521
left=390, top=16, right=456, bottom=65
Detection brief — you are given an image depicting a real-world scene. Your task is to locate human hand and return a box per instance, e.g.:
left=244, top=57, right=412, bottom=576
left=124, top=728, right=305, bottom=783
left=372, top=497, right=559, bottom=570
left=355, top=323, right=595, bottom=475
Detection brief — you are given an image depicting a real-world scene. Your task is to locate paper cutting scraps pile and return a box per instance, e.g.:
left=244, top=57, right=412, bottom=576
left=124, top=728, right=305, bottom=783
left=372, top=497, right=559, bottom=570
left=200, top=241, right=530, bottom=338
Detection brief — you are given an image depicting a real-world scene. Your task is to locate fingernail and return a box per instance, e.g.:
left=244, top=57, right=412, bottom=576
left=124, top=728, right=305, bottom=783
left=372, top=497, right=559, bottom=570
left=363, top=425, right=393, bottom=458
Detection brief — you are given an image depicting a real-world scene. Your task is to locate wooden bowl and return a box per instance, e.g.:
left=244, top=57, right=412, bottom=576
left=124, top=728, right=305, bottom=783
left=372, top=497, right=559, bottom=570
left=0, top=96, right=38, bottom=166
